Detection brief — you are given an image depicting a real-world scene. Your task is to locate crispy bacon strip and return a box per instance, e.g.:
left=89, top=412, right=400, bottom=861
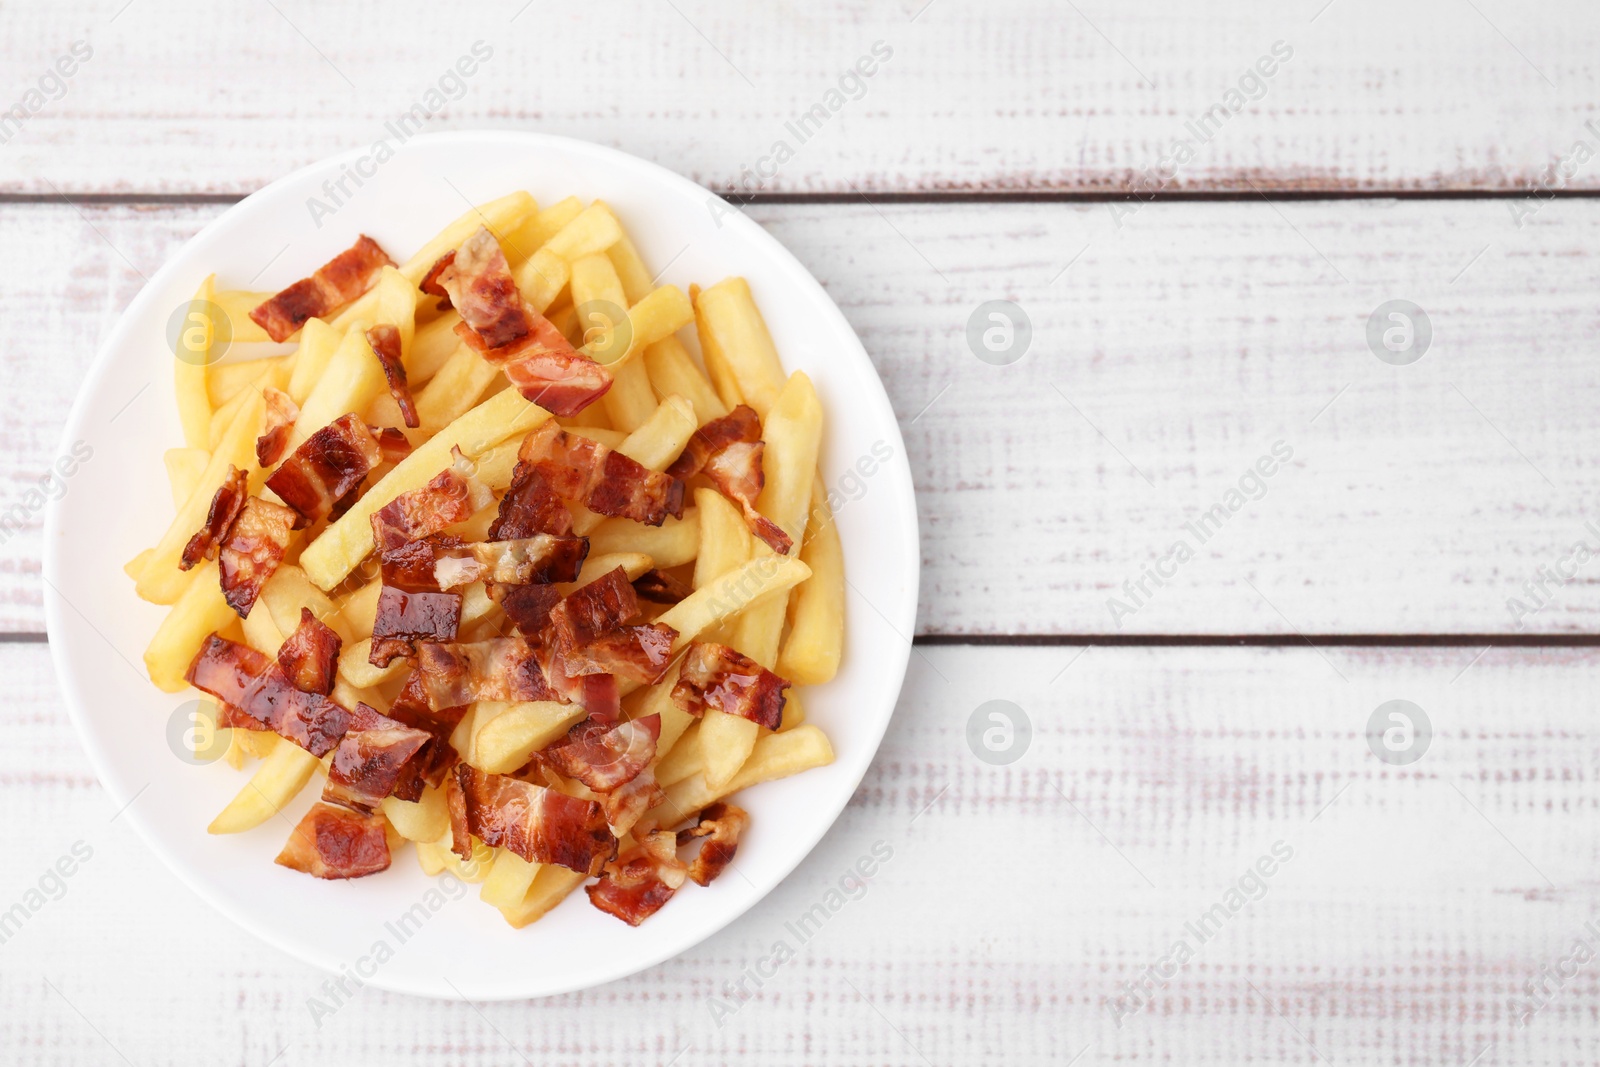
left=449, top=764, right=615, bottom=875
left=490, top=460, right=574, bottom=540
left=515, top=421, right=684, bottom=527
left=666, top=405, right=790, bottom=553
left=667, top=405, right=762, bottom=480
left=437, top=227, right=536, bottom=349
left=487, top=582, right=562, bottom=636
left=677, top=802, right=749, bottom=886
left=369, top=586, right=462, bottom=667
left=256, top=386, right=301, bottom=467
left=545, top=714, right=661, bottom=793
left=323, top=703, right=432, bottom=812
left=180, top=466, right=248, bottom=569
left=275, top=802, right=392, bottom=879
left=707, top=442, right=790, bottom=553
left=266, top=414, right=391, bottom=528
left=376, top=535, right=459, bottom=591
left=587, top=831, right=688, bottom=926
left=671, top=642, right=790, bottom=731
left=365, top=323, right=419, bottom=429
left=602, top=765, right=664, bottom=839
left=373, top=426, right=412, bottom=463
left=416, top=637, right=557, bottom=710
left=439, top=226, right=613, bottom=417
left=633, top=568, right=692, bottom=605
left=492, top=328, right=614, bottom=419
left=249, top=235, right=394, bottom=342
left=431, top=534, right=589, bottom=590
left=561, top=624, right=676, bottom=684
left=456, top=315, right=614, bottom=418
left=186, top=634, right=351, bottom=756
left=218, top=496, right=296, bottom=617
left=536, top=646, right=622, bottom=721
left=386, top=669, right=466, bottom=786
left=419, top=250, right=456, bottom=310
left=370, top=449, right=488, bottom=555
left=545, top=566, right=638, bottom=651
left=277, top=607, right=341, bottom=695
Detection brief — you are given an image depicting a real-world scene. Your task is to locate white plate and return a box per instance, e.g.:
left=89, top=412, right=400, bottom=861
left=42, top=132, right=918, bottom=1000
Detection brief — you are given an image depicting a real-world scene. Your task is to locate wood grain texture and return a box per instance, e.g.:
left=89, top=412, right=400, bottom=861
left=0, top=0, right=1597, bottom=195
left=6, top=641, right=1599, bottom=1064
left=6, top=199, right=1600, bottom=635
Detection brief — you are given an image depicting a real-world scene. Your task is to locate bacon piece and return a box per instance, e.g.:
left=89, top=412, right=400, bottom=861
left=545, top=566, right=638, bottom=651
left=386, top=669, right=465, bottom=786
left=419, top=250, right=456, bottom=310
left=249, top=235, right=394, bottom=342
left=275, top=802, right=392, bottom=879
left=436, top=227, right=536, bottom=349
left=369, top=586, right=461, bottom=667
left=707, top=443, right=791, bottom=553
left=455, top=314, right=614, bottom=419
left=486, top=582, right=562, bottom=636
left=377, top=534, right=460, bottom=592
left=602, top=765, right=665, bottom=838
left=667, top=405, right=762, bottom=480
left=560, top=624, right=676, bottom=684
left=372, top=426, right=412, bottom=464
left=416, top=638, right=557, bottom=710
left=633, top=568, right=692, bottom=605
left=180, top=466, right=248, bottom=569
left=671, top=642, right=790, bottom=731
left=449, top=764, right=615, bottom=875
left=431, top=534, right=588, bottom=590
left=365, top=324, right=419, bottom=429
left=323, top=702, right=432, bottom=811
left=370, top=449, right=487, bottom=555
left=666, top=405, right=791, bottom=553
left=495, top=333, right=614, bottom=418
left=536, top=647, right=622, bottom=721
left=276, top=607, right=341, bottom=695
left=586, top=831, right=688, bottom=926
left=677, top=801, right=749, bottom=886
left=266, top=413, right=386, bottom=528
left=218, top=497, right=297, bottom=617
left=490, top=461, right=574, bottom=540
left=514, top=421, right=683, bottom=527
left=545, top=714, right=661, bottom=793
left=186, top=634, right=351, bottom=756
left=255, top=387, right=301, bottom=467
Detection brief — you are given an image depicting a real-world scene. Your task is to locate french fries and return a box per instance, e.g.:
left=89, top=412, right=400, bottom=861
left=207, top=739, right=320, bottom=834
left=480, top=850, right=543, bottom=909
left=298, top=388, right=550, bottom=589
left=144, top=561, right=237, bottom=691
left=131, top=191, right=850, bottom=933
left=174, top=277, right=219, bottom=450
left=779, top=481, right=844, bottom=685
left=467, top=701, right=587, bottom=773
left=588, top=511, right=699, bottom=568
left=382, top=785, right=450, bottom=843
left=639, top=725, right=835, bottom=834
left=163, top=448, right=209, bottom=510
left=693, top=277, right=787, bottom=417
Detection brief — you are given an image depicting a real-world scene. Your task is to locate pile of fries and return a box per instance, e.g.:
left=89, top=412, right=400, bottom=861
left=124, top=191, right=845, bottom=927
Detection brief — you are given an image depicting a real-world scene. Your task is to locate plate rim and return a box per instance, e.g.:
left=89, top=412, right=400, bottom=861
left=41, top=129, right=920, bottom=1000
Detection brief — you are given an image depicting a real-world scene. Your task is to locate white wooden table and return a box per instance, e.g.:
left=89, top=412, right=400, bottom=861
left=5, top=2, right=1600, bottom=1063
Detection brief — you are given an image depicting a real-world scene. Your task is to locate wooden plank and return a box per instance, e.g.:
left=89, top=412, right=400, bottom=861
left=7, top=199, right=1600, bottom=635
left=8, top=641, right=1600, bottom=1062
left=1, top=0, right=1597, bottom=195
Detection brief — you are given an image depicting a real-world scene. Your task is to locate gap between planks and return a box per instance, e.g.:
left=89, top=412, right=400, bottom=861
left=7, top=189, right=1600, bottom=207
